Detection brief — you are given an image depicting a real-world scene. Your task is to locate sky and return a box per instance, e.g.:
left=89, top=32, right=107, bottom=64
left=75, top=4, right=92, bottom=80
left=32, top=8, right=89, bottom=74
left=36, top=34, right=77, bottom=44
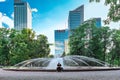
left=0, top=0, right=120, bottom=55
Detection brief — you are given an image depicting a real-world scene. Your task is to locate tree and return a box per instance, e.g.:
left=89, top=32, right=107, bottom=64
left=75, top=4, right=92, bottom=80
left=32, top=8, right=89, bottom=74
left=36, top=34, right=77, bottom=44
left=61, top=51, right=66, bottom=57
left=88, top=26, right=112, bottom=61
left=0, top=28, right=11, bottom=66
left=69, top=18, right=113, bottom=63
left=0, top=28, right=51, bottom=66
left=69, top=19, right=97, bottom=56
left=90, top=0, right=120, bottom=24
left=9, top=29, right=51, bottom=65
left=9, top=29, right=30, bottom=65
left=109, top=29, right=120, bottom=66
left=100, top=27, right=112, bottom=61
left=35, top=34, right=50, bottom=57
left=48, top=54, right=54, bottom=58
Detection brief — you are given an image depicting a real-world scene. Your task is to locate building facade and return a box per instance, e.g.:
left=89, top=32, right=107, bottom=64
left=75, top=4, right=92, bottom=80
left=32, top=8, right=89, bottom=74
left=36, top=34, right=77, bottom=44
left=64, top=39, right=69, bottom=55
left=55, top=29, right=69, bottom=56
left=95, top=18, right=101, bottom=27
left=54, top=5, right=84, bottom=55
left=68, top=5, right=84, bottom=30
left=14, top=0, right=32, bottom=30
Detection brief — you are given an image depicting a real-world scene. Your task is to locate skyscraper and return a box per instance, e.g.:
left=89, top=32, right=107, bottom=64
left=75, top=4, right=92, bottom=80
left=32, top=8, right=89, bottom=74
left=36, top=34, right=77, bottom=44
left=55, top=29, right=69, bottom=56
left=14, top=0, right=32, bottom=30
left=54, top=5, right=84, bottom=55
left=68, top=5, right=84, bottom=30
left=95, top=18, right=101, bottom=27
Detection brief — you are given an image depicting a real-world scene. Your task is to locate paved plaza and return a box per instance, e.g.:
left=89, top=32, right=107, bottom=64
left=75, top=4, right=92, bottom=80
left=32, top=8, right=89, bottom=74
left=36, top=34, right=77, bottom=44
left=0, top=69, right=120, bottom=80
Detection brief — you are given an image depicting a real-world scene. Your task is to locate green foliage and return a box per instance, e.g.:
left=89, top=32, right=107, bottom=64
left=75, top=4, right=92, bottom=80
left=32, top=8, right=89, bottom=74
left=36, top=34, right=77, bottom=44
left=48, top=54, right=54, bottom=58
left=69, top=19, right=97, bottom=56
left=69, top=18, right=120, bottom=66
left=61, top=51, right=66, bottom=57
left=0, top=28, right=11, bottom=66
left=89, top=0, right=120, bottom=24
left=0, top=28, right=50, bottom=66
left=108, top=30, right=120, bottom=66
left=32, top=34, right=50, bottom=58
left=89, top=0, right=100, bottom=2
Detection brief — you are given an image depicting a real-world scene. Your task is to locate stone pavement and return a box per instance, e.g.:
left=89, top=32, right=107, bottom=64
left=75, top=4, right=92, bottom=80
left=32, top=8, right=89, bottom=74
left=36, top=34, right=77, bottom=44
left=0, top=69, right=120, bottom=80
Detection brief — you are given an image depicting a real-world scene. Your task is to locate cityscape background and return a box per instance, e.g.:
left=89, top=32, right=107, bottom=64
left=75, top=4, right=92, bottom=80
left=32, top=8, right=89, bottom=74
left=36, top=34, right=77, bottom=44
left=0, top=0, right=120, bottom=55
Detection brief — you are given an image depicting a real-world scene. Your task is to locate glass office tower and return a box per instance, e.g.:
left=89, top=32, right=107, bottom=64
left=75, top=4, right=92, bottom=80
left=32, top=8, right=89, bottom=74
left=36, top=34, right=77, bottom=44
left=68, top=5, right=84, bottom=30
left=55, top=29, right=69, bottom=56
left=95, top=18, right=101, bottom=27
left=54, top=5, right=84, bottom=55
left=14, top=0, right=32, bottom=30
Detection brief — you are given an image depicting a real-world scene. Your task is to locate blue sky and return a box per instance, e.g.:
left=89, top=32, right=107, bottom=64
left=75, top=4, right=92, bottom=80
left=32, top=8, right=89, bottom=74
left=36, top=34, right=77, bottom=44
left=0, top=0, right=120, bottom=54
left=0, top=0, right=87, bottom=35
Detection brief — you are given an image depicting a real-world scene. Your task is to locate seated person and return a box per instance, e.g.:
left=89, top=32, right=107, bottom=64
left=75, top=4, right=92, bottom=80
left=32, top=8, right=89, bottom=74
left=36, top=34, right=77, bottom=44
left=56, top=63, right=63, bottom=72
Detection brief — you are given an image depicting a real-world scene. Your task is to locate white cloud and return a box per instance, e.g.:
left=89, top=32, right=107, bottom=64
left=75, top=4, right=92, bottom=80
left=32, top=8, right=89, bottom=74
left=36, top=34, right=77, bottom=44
left=2, top=15, right=14, bottom=28
left=0, top=12, right=2, bottom=17
left=32, top=8, right=38, bottom=12
left=11, top=12, right=14, bottom=18
left=3, top=13, right=6, bottom=16
left=0, top=12, right=2, bottom=28
left=0, top=0, right=5, bottom=2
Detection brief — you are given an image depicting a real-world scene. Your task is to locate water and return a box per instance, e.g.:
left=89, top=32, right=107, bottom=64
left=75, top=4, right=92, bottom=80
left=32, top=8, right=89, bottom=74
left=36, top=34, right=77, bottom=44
left=14, top=55, right=109, bottom=69
left=46, top=58, right=63, bottom=69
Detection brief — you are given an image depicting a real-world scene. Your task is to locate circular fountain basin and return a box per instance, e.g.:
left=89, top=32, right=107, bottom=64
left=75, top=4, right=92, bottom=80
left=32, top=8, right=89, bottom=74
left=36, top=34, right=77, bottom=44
left=3, top=66, right=120, bottom=72
left=3, top=55, right=120, bottom=72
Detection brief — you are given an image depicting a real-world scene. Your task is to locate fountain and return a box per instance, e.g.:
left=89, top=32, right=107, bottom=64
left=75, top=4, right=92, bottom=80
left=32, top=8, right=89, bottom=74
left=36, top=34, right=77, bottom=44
left=3, top=55, right=120, bottom=71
